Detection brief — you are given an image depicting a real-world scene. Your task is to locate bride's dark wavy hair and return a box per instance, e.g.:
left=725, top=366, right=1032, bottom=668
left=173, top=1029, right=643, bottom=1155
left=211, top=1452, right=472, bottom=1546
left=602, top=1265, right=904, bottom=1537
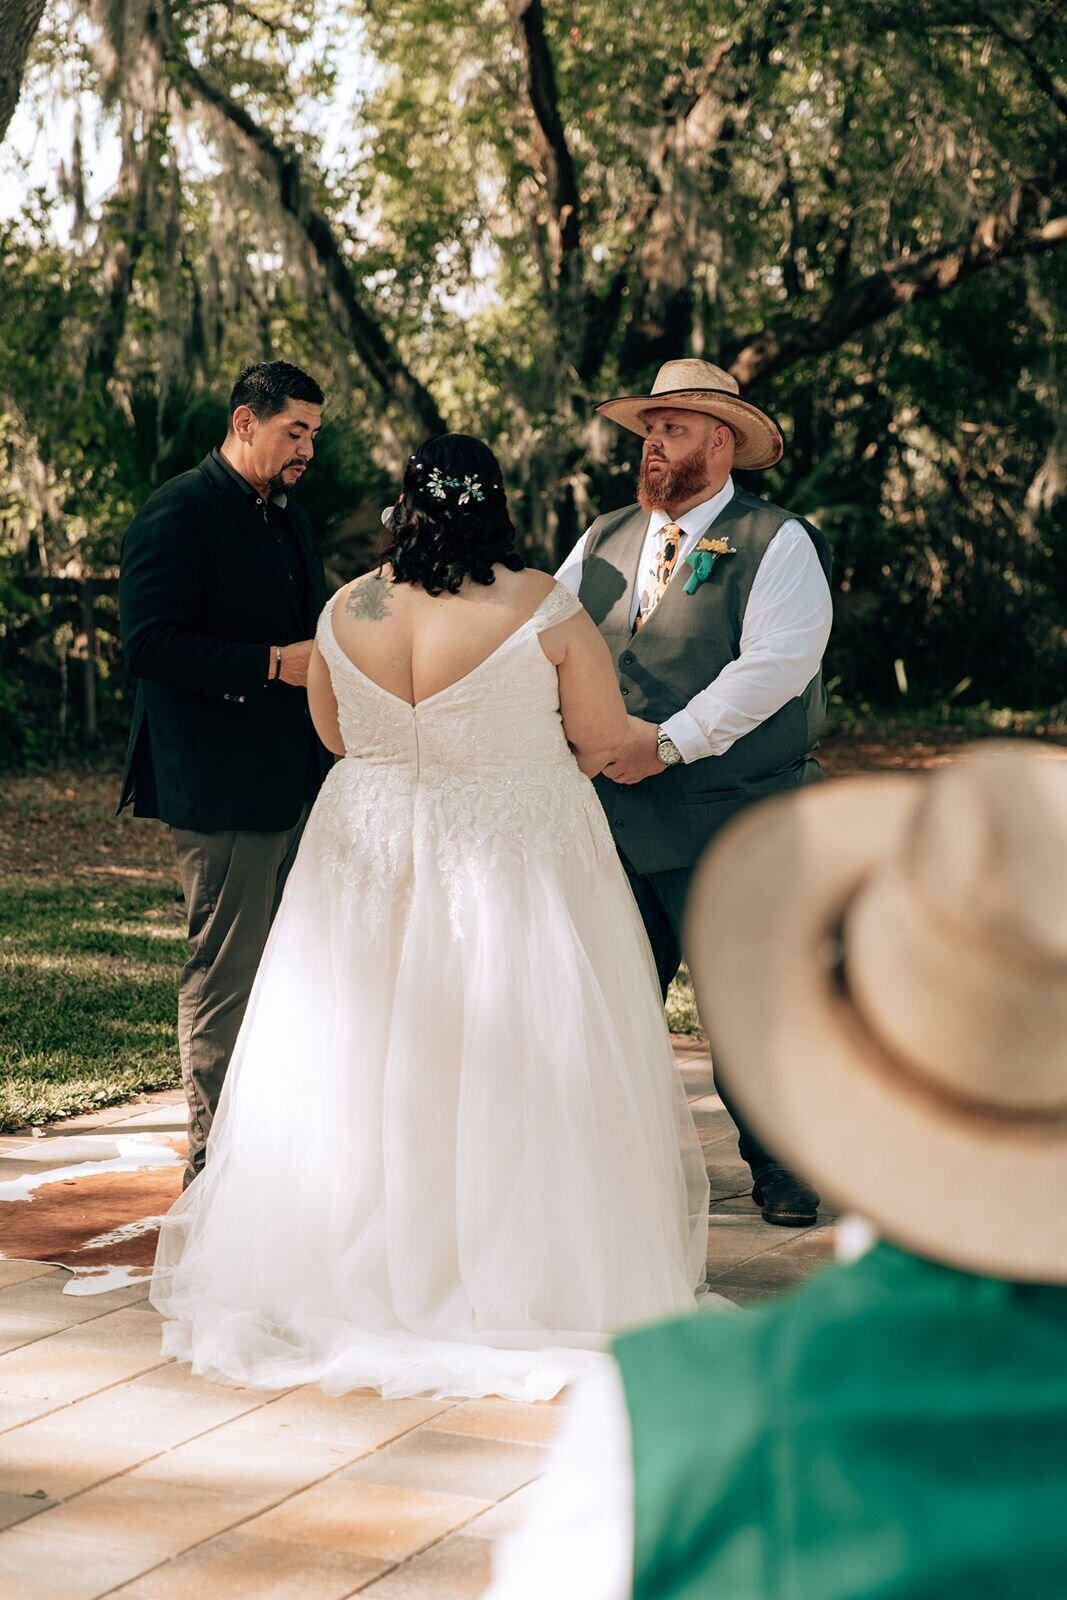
left=381, top=434, right=525, bottom=595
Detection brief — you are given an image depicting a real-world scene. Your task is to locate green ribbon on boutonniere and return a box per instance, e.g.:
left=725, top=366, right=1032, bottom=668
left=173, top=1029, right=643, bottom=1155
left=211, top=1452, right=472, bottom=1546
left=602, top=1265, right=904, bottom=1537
left=683, top=534, right=738, bottom=593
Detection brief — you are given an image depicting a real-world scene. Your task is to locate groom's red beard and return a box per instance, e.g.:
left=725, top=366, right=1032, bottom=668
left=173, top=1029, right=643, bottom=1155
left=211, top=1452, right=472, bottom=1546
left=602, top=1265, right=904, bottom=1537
left=637, top=442, right=712, bottom=512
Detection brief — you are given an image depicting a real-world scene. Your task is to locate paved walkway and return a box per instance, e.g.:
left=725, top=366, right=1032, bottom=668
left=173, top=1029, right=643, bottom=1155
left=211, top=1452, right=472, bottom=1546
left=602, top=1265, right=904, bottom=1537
left=0, top=1047, right=835, bottom=1599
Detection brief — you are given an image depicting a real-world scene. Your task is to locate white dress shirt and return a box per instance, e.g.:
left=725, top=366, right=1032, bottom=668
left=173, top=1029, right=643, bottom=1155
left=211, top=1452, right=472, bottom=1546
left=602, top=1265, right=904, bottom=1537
left=555, top=477, right=833, bottom=764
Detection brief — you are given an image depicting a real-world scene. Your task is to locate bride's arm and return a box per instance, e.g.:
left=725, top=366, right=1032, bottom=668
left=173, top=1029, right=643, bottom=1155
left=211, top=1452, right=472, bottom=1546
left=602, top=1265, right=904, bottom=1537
left=543, top=612, right=628, bottom=777
left=307, top=643, right=345, bottom=755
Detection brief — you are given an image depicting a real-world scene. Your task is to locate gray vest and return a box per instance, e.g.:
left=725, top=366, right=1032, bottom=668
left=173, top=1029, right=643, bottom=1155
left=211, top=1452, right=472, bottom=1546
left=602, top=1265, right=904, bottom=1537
left=578, top=486, right=831, bottom=874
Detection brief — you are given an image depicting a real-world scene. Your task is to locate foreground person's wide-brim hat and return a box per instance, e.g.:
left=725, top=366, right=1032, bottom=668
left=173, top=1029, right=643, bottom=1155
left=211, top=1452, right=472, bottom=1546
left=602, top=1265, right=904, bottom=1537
left=595, top=359, right=784, bottom=470
left=685, top=742, right=1067, bottom=1283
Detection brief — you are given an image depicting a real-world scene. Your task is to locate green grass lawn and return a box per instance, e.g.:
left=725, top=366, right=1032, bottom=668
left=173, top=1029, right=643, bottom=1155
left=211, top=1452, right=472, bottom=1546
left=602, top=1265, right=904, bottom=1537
left=0, top=875, right=184, bottom=1131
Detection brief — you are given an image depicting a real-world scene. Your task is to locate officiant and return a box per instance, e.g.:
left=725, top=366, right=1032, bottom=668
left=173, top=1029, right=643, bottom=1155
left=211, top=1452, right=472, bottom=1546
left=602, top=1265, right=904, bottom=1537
left=557, top=358, right=833, bottom=1226
left=118, top=360, right=331, bottom=1187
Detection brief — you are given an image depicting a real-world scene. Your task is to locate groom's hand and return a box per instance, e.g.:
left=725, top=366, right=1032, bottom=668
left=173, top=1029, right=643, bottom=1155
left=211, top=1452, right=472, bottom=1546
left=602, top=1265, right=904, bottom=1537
left=602, top=716, right=666, bottom=785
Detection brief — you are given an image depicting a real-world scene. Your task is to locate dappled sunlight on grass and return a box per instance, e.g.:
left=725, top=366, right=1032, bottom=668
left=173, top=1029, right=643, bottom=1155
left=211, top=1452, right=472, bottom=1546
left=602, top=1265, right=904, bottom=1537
left=0, top=871, right=183, bottom=1131
left=69, top=919, right=185, bottom=943
left=74, top=863, right=176, bottom=883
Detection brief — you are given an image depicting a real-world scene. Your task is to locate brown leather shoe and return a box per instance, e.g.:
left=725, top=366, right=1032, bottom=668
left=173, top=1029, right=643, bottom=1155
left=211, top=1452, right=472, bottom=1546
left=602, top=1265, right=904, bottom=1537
left=752, top=1167, right=820, bottom=1227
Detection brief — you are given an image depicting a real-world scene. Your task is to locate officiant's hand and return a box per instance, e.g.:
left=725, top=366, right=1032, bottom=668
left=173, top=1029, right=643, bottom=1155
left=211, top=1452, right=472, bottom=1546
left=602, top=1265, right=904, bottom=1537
left=275, top=640, right=314, bottom=688
left=602, top=716, right=666, bottom=785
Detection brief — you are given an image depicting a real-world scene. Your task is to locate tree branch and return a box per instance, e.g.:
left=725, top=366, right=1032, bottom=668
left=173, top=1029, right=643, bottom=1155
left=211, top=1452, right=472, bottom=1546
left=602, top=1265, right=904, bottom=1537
left=724, top=154, right=1067, bottom=387
left=504, top=0, right=582, bottom=291
left=174, top=57, right=448, bottom=437
left=978, top=3, right=1067, bottom=119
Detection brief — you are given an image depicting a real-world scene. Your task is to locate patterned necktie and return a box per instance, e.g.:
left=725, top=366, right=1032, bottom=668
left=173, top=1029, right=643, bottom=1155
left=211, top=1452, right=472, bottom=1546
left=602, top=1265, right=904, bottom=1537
left=635, top=523, right=684, bottom=631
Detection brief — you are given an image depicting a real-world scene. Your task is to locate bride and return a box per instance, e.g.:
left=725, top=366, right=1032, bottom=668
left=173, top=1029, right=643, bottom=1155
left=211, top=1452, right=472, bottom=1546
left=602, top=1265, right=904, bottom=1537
left=151, top=432, right=709, bottom=1402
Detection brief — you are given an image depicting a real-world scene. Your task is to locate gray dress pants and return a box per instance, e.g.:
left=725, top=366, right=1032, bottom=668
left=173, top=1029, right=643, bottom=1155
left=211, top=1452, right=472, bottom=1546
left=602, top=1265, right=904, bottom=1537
left=172, top=806, right=310, bottom=1185
left=619, top=851, right=778, bottom=1179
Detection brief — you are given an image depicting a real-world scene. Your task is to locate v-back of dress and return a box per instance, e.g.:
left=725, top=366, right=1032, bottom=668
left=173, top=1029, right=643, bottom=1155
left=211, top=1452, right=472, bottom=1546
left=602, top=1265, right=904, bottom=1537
left=310, top=583, right=618, bottom=932
left=152, top=581, right=709, bottom=1401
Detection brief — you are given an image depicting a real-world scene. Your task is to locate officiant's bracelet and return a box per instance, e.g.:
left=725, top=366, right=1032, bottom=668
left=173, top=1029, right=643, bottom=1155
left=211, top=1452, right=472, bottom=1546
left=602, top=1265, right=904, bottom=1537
left=268, top=644, right=282, bottom=683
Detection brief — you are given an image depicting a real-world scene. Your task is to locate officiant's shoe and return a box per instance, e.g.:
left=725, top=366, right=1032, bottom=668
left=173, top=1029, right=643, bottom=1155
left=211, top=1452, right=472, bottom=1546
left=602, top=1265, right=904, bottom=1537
left=751, top=1167, right=819, bottom=1227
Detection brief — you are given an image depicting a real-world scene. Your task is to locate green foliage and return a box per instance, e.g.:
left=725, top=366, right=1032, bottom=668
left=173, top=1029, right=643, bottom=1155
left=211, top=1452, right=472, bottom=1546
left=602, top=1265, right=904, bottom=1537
left=0, top=0, right=1064, bottom=745
left=665, top=966, right=703, bottom=1038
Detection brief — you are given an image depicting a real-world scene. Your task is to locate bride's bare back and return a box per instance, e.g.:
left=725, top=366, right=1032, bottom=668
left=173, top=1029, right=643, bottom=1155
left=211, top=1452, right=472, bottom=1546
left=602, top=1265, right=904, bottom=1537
left=308, top=564, right=628, bottom=774
left=332, top=564, right=557, bottom=705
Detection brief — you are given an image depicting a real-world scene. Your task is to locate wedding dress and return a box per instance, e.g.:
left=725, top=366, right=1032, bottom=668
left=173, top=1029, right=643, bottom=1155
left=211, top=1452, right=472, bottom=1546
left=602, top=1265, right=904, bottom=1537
left=151, top=581, right=709, bottom=1401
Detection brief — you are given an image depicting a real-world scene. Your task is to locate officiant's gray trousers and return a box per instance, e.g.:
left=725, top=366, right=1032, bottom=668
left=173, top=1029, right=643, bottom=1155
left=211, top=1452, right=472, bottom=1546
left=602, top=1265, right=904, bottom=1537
left=172, top=808, right=310, bottom=1186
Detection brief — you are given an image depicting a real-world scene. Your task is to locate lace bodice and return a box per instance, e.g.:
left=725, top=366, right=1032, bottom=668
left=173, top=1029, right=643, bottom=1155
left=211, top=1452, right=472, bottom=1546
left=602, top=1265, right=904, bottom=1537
left=307, top=581, right=615, bottom=930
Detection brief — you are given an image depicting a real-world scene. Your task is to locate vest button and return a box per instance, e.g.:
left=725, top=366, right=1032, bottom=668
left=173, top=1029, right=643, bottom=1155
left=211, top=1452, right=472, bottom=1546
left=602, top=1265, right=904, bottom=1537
left=622, top=653, right=634, bottom=664
left=621, top=686, right=629, bottom=695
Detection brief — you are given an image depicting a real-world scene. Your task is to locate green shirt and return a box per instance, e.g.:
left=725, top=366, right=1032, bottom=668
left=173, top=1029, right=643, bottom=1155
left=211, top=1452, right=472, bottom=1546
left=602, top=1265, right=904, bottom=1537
left=615, top=1243, right=1067, bottom=1599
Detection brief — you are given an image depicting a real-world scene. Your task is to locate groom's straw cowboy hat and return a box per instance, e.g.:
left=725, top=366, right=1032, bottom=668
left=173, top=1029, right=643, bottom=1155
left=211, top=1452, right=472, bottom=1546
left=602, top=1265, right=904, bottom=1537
left=685, top=742, right=1067, bottom=1283
left=596, top=358, right=784, bottom=470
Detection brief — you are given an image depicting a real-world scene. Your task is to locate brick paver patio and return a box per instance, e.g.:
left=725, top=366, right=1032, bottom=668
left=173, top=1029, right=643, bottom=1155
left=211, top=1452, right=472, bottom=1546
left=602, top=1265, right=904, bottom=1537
left=0, top=1046, right=835, bottom=1598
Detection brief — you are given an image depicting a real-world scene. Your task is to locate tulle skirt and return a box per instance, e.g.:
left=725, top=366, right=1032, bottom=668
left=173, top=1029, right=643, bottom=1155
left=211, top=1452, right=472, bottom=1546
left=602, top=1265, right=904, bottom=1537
left=151, top=765, right=709, bottom=1401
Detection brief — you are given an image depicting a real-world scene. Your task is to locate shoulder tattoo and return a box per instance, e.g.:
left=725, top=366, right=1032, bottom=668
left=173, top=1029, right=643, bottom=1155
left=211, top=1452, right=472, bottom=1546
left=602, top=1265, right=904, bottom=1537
left=345, top=576, right=392, bottom=622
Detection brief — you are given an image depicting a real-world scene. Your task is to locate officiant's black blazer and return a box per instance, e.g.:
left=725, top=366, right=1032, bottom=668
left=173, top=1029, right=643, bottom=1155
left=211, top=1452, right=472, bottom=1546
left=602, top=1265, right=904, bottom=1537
left=117, top=452, right=331, bottom=832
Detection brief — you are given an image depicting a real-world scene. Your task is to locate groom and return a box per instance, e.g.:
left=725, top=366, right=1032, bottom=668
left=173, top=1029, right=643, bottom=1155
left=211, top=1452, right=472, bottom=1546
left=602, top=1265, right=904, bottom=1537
left=118, top=360, right=331, bottom=1186
left=557, top=358, right=833, bottom=1225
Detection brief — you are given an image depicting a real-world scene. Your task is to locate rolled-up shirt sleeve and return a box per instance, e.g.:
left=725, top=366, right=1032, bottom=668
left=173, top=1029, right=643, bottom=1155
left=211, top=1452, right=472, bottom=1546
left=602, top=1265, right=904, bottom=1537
left=485, top=1358, right=634, bottom=1600
left=661, top=520, right=832, bottom=764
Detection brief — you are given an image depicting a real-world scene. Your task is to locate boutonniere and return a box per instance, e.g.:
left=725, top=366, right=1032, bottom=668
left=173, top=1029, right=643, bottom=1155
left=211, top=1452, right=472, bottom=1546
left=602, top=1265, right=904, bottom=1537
left=683, top=535, right=737, bottom=594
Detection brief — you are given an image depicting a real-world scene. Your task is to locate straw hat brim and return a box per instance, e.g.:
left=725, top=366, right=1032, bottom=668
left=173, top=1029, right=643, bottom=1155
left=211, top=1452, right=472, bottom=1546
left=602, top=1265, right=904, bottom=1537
left=595, top=388, right=784, bottom=470
left=684, top=774, right=1067, bottom=1283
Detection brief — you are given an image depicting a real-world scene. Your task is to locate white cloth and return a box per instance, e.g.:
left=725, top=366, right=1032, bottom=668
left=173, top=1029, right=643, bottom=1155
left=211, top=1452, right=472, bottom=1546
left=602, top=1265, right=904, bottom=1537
left=486, top=1359, right=634, bottom=1600
left=151, top=582, right=709, bottom=1402
left=555, top=477, right=833, bottom=763
left=487, top=1218, right=880, bottom=1597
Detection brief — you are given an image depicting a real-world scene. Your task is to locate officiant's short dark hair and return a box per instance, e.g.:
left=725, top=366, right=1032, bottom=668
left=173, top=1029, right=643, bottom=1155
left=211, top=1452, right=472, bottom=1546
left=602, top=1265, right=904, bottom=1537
left=382, top=434, right=525, bottom=596
left=229, top=361, right=324, bottom=422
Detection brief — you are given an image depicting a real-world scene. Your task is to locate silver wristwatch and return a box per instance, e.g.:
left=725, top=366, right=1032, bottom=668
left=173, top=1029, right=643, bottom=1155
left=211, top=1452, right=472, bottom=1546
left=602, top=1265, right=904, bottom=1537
left=656, top=727, right=684, bottom=766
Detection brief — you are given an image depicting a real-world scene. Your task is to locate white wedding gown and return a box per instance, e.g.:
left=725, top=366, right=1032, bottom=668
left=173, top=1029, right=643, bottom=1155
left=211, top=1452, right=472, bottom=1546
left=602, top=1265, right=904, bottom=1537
left=152, top=582, right=709, bottom=1401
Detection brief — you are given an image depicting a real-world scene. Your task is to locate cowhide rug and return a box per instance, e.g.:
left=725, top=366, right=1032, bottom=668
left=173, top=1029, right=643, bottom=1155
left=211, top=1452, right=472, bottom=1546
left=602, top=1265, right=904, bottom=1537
left=0, top=1133, right=185, bottom=1295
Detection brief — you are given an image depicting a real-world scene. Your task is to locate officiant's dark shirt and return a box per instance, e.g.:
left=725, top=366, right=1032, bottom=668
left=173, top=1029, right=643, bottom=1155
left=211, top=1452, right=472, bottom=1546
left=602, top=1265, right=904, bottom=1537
left=211, top=447, right=310, bottom=621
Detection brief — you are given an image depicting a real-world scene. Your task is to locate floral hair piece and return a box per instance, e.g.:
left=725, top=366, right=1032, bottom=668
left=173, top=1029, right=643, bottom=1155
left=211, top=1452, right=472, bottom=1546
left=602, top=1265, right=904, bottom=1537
left=426, top=467, right=485, bottom=505
left=408, top=457, right=486, bottom=505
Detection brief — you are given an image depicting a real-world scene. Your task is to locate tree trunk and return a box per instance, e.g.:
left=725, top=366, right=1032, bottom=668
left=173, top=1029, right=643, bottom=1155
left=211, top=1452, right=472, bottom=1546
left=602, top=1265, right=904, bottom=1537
left=0, top=0, right=48, bottom=148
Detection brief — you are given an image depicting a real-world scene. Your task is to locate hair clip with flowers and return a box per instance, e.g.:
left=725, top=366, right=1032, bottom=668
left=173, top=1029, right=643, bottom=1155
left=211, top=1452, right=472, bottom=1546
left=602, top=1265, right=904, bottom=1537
left=425, top=467, right=485, bottom=505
